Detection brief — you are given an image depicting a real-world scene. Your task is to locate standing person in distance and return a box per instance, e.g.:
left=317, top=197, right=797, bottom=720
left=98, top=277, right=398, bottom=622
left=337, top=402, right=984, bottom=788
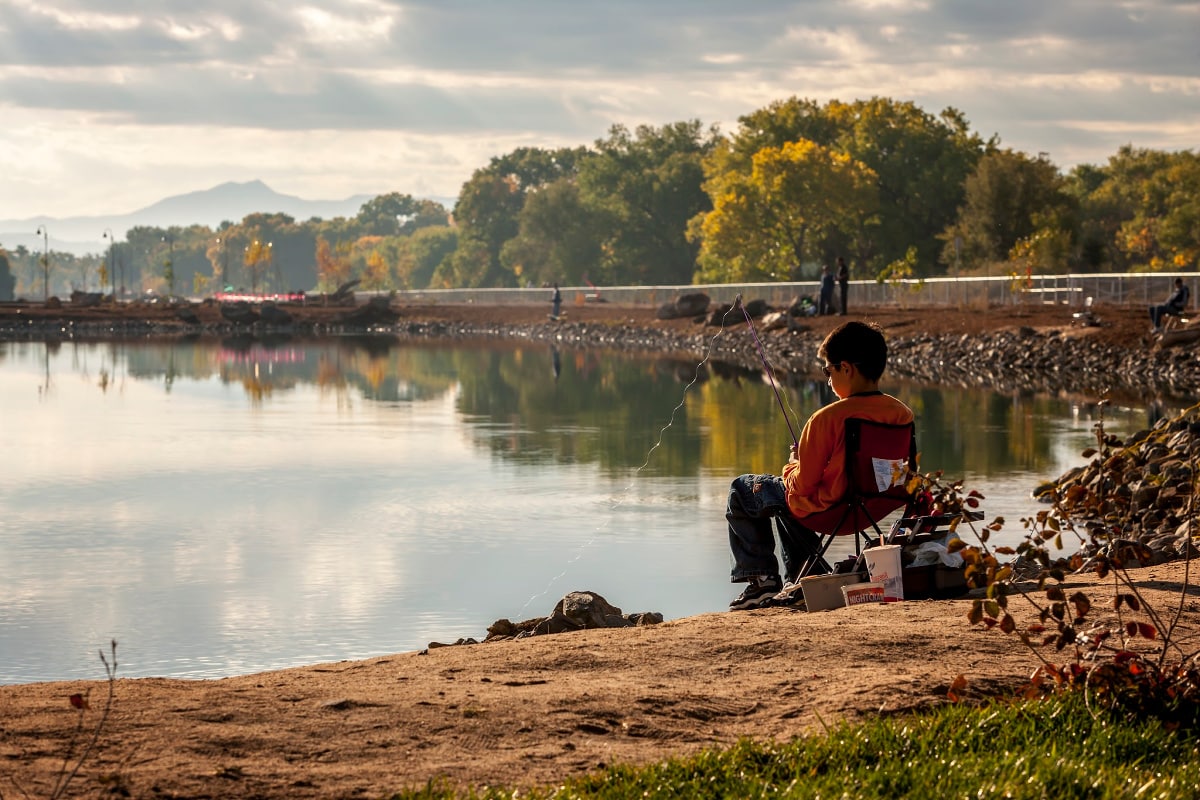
left=818, top=265, right=835, bottom=316
left=836, top=256, right=849, bottom=315
left=551, top=282, right=562, bottom=320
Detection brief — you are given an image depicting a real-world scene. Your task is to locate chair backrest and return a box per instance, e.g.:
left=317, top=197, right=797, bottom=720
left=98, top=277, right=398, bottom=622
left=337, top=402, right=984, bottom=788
left=800, top=418, right=916, bottom=537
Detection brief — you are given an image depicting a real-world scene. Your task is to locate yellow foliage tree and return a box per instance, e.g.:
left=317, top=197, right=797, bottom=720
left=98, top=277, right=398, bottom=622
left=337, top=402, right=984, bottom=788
left=315, top=236, right=351, bottom=291
left=362, top=250, right=392, bottom=291
left=242, top=239, right=273, bottom=293
left=693, top=140, right=878, bottom=282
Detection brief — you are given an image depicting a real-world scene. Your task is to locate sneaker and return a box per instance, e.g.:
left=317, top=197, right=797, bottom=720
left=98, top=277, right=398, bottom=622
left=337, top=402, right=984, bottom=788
left=729, top=576, right=781, bottom=610
left=772, top=579, right=807, bottom=608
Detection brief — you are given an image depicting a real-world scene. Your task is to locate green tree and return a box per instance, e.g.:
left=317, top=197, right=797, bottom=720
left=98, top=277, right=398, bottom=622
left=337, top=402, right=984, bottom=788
left=0, top=248, right=15, bottom=301
left=500, top=179, right=603, bottom=287
left=432, top=236, right=490, bottom=289
left=356, top=193, right=449, bottom=237
left=941, top=149, right=1077, bottom=272
left=578, top=121, right=717, bottom=285
left=398, top=227, right=457, bottom=289
left=450, top=146, right=588, bottom=287
left=693, top=139, right=879, bottom=282
left=827, top=99, right=985, bottom=274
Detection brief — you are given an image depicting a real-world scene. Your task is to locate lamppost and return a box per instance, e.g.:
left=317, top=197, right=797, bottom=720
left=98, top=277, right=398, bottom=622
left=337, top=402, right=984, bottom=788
left=215, top=236, right=231, bottom=291
left=102, top=228, right=116, bottom=299
left=35, top=224, right=49, bottom=301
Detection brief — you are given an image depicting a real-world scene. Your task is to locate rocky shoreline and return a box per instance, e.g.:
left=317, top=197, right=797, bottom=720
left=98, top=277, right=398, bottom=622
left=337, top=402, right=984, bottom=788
left=392, top=316, right=1200, bottom=403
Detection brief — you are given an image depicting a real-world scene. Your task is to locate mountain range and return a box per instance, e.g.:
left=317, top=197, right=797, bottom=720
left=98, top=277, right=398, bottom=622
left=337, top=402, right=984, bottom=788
left=0, top=181, right=415, bottom=256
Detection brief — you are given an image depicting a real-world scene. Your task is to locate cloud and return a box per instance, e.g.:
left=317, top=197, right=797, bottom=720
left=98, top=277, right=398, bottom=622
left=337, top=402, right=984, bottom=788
left=0, top=0, right=1196, bottom=217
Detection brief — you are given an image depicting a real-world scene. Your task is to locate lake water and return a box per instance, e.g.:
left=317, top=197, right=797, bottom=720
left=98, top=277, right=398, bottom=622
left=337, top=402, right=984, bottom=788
left=0, top=335, right=1165, bottom=684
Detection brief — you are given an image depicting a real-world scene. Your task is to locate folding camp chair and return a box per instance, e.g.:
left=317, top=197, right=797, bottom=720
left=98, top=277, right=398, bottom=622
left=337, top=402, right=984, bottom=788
left=778, top=418, right=917, bottom=581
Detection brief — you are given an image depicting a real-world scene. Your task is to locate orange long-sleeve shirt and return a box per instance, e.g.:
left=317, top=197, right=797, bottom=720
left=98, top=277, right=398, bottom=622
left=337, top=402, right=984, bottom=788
left=780, top=392, right=914, bottom=518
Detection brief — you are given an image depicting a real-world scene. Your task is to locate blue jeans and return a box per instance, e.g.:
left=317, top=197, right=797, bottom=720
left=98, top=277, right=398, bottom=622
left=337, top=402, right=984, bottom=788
left=727, top=474, right=828, bottom=583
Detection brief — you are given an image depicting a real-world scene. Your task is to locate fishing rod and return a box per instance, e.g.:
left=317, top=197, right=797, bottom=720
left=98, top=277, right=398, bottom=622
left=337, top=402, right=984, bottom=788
left=735, top=294, right=799, bottom=447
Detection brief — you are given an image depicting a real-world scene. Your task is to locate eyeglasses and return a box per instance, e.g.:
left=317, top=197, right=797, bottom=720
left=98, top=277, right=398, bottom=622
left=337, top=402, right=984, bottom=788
left=821, top=362, right=841, bottom=378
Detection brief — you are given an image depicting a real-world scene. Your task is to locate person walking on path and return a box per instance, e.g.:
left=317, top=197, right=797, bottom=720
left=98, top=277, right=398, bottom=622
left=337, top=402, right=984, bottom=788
left=724, top=321, right=914, bottom=610
left=818, top=265, right=835, bottom=316
left=1149, top=277, right=1189, bottom=331
left=551, top=282, right=562, bottom=319
left=836, top=256, right=849, bottom=315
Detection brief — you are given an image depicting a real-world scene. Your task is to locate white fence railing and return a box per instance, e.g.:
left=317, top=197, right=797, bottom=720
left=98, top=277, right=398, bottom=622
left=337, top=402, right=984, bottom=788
left=373, top=273, right=1197, bottom=310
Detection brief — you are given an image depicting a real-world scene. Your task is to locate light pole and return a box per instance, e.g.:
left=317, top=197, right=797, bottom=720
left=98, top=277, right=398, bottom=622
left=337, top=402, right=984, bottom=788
left=102, top=229, right=115, bottom=299
left=35, top=225, right=49, bottom=301
left=215, top=236, right=231, bottom=291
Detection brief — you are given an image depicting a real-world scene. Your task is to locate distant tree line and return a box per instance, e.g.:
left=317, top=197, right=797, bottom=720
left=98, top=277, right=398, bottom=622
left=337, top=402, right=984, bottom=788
left=2, top=95, right=1196, bottom=300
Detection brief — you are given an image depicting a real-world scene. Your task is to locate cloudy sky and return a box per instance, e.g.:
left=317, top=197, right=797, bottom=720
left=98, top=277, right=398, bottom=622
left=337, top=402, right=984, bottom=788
left=1, top=0, right=1197, bottom=220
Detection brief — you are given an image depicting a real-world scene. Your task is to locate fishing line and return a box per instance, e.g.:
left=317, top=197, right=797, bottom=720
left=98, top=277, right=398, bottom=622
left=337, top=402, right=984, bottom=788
left=736, top=294, right=800, bottom=447
left=516, top=300, right=749, bottom=615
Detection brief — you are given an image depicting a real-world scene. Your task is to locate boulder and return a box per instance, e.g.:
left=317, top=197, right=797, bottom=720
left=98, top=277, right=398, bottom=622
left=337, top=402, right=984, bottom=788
left=657, top=292, right=712, bottom=320
left=70, top=291, right=103, bottom=307
left=706, top=303, right=736, bottom=326
left=674, top=292, right=710, bottom=317
left=220, top=301, right=259, bottom=325
left=656, top=301, right=680, bottom=320
left=338, top=296, right=399, bottom=326
left=259, top=303, right=294, bottom=325
left=743, top=298, right=771, bottom=318
left=482, top=591, right=663, bottom=642
left=175, top=307, right=202, bottom=326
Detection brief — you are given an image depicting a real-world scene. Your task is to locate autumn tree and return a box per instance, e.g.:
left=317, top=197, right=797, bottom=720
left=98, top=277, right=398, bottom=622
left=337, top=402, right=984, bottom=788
left=242, top=238, right=273, bottom=293
left=1149, top=152, right=1200, bottom=270
left=315, top=236, right=352, bottom=291
left=1076, top=147, right=1200, bottom=271
left=693, top=139, right=879, bottom=283
left=362, top=249, right=391, bottom=291
left=719, top=97, right=986, bottom=275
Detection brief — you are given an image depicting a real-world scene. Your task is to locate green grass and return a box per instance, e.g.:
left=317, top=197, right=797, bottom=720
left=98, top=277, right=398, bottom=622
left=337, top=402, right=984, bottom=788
left=391, top=695, right=1200, bottom=799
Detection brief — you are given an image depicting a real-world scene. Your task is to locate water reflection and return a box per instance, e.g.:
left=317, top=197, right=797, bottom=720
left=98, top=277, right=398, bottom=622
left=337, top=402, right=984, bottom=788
left=8, top=335, right=1167, bottom=482
left=0, top=336, right=1170, bottom=684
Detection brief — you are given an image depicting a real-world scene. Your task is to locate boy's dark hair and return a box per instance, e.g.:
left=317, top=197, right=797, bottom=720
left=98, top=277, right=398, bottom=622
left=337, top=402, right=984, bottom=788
left=818, top=321, right=888, bottom=381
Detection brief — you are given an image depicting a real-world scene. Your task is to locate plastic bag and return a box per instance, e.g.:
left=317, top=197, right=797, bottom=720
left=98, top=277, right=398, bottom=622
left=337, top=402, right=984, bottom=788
left=909, top=540, right=964, bottom=568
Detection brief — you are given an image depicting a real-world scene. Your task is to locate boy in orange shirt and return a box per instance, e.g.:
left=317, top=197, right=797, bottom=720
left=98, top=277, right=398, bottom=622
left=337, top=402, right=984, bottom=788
left=727, top=321, right=913, bottom=610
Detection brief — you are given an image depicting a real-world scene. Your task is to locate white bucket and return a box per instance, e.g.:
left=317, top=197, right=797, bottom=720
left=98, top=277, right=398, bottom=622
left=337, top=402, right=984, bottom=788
left=842, top=581, right=885, bottom=606
left=865, top=545, right=904, bottom=601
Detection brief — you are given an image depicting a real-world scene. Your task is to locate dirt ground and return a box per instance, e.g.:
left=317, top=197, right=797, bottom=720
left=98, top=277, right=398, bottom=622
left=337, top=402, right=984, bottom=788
left=0, top=297, right=1175, bottom=798
left=2, top=560, right=1197, bottom=798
